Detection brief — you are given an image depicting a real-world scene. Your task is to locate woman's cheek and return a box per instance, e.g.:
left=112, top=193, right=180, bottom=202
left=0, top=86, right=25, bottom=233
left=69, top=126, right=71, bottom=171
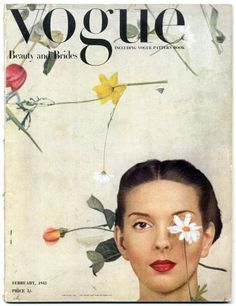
left=124, top=232, right=150, bottom=260
left=186, top=243, right=203, bottom=272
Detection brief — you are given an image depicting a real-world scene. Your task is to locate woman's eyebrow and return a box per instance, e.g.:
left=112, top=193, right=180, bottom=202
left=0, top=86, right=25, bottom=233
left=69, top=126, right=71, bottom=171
left=127, top=212, right=150, bottom=218
left=128, top=210, right=195, bottom=218
left=172, top=210, right=195, bottom=216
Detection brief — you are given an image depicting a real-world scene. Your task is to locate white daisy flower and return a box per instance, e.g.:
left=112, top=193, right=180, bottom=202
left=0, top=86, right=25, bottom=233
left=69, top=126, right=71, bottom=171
left=179, top=26, right=195, bottom=48
left=93, top=171, right=114, bottom=183
left=167, top=213, right=202, bottom=244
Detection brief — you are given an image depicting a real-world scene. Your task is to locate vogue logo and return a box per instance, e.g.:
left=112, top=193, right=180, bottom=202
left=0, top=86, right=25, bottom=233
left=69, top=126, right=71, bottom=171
left=9, top=7, right=185, bottom=66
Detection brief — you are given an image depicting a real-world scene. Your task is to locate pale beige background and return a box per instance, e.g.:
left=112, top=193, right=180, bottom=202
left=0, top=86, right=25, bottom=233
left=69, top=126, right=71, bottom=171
left=4, top=4, right=232, bottom=302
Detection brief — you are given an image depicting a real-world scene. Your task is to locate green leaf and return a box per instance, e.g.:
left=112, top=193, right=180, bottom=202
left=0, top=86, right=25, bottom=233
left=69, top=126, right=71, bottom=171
left=216, top=30, right=225, bottom=44
left=199, top=283, right=208, bottom=294
left=210, top=6, right=218, bottom=28
left=95, top=238, right=121, bottom=262
left=39, top=31, right=63, bottom=48
left=27, top=21, right=64, bottom=49
left=6, top=4, right=27, bottom=9
left=43, top=51, right=57, bottom=75
left=87, top=195, right=104, bottom=213
left=210, top=6, right=225, bottom=44
left=91, top=262, right=104, bottom=276
left=20, top=9, right=29, bottom=20
left=200, top=5, right=225, bottom=54
left=87, top=251, right=105, bottom=276
left=59, top=227, right=68, bottom=238
left=6, top=106, right=42, bottom=152
left=27, top=4, right=37, bottom=11
left=87, top=250, right=104, bottom=264
left=104, top=209, right=115, bottom=229
left=127, top=24, right=139, bottom=38
left=192, top=284, right=208, bottom=301
left=33, top=21, right=45, bottom=36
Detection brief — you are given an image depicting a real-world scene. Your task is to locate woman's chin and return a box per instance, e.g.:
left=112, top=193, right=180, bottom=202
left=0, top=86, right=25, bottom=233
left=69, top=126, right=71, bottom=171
left=142, top=279, right=182, bottom=295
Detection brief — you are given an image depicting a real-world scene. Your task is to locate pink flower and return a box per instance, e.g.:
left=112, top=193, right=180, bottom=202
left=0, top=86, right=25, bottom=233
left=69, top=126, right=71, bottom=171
left=6, top=64, right=27, bottom=91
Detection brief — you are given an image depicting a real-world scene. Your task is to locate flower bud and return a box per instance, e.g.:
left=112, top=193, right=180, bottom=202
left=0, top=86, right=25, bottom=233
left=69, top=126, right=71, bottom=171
left=6, top=64, right=27, bottom=91
left=43, top=227, right=67, bottom=245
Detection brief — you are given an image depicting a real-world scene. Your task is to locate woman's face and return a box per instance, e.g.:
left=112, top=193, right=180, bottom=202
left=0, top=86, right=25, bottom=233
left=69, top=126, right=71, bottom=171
left=115, top=180, right=214, bottom=296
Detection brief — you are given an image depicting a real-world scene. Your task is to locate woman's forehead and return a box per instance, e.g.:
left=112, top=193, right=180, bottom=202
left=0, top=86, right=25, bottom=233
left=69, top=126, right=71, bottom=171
left=124, top=180, right=200, bottom=216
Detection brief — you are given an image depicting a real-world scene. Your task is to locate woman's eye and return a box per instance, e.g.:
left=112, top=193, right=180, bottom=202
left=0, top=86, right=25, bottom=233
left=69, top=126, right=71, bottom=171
left=133, top=222, right=151, bottom=230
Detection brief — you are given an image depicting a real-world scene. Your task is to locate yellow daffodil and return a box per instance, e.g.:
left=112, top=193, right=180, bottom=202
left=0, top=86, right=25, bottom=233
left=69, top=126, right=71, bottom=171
left=92, top=73, right=127, bottom=104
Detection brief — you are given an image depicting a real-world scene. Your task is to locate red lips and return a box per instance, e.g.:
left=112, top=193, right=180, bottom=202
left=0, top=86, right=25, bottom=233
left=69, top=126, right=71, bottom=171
left=150, top=260, right=176, bottom=272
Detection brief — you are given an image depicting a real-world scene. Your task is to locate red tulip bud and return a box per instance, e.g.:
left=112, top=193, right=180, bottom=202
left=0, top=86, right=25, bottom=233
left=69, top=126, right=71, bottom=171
left=6, top=64, right=27, bottom=91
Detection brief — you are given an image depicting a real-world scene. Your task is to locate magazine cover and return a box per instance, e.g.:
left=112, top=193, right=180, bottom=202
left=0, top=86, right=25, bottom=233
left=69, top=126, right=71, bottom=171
left=4, top=4, right=232, bottom=302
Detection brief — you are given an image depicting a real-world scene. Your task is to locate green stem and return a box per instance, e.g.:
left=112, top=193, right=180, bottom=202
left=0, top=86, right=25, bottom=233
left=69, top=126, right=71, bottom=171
left=144, top=4, right=156, bottom=21
left=173, top=47, right=198, bottom=76
left=166, top=4, right=179, bottom=34
left=198, top=262, right=227, bottom=272
left=6, top=106, right=42, bottom=152
left=151, top=38, right=198, bottom=76
left=50, top=98, right=100, bottom=106
left=183, top=240, right=193, bottom=301
left=147, top=4, right=198, bottom=76
left=66, top=225, right=114, bottom=234
left=102, top=103, right=118, bottom=172
left=38, top=81, right=168, bottom=106
left=124, top=80, right=168, bottom=87
left=101, top=80, right=167, bottom=172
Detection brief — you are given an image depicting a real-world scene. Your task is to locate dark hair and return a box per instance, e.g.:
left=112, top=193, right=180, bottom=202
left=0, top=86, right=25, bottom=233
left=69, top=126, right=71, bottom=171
left=116, top=159, right=222, bottom=243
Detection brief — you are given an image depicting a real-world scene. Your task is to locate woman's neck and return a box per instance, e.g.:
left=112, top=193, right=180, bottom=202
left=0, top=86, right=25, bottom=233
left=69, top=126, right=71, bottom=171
left=138, top=272, right=198, bottom=302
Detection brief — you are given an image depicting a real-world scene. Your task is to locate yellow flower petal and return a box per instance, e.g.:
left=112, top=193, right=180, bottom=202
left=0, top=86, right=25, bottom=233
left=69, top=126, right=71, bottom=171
left=112, top=89, right=126, bottom=104
left=93, top=73, right=126, bottom=104
left=111, top=92, right=120, bottom=104
left=92, top=85, right=102, bottom=93
left=114, top=85, right=127, bottom=94
left=93, top=85, right=112, bottom=99
left=100, top=95, right=112, bottom=104
left=109, top=72, right=118, bottom=87
left=99, top=74, right=109, bottom=85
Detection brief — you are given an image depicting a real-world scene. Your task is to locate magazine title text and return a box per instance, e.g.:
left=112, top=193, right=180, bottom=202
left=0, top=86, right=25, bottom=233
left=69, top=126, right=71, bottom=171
left=10, top=7, right=185, bottom=65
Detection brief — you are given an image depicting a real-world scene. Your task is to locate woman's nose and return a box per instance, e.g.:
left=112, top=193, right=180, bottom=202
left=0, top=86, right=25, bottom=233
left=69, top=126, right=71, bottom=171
left=154, top=226, right=172, bottom=251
